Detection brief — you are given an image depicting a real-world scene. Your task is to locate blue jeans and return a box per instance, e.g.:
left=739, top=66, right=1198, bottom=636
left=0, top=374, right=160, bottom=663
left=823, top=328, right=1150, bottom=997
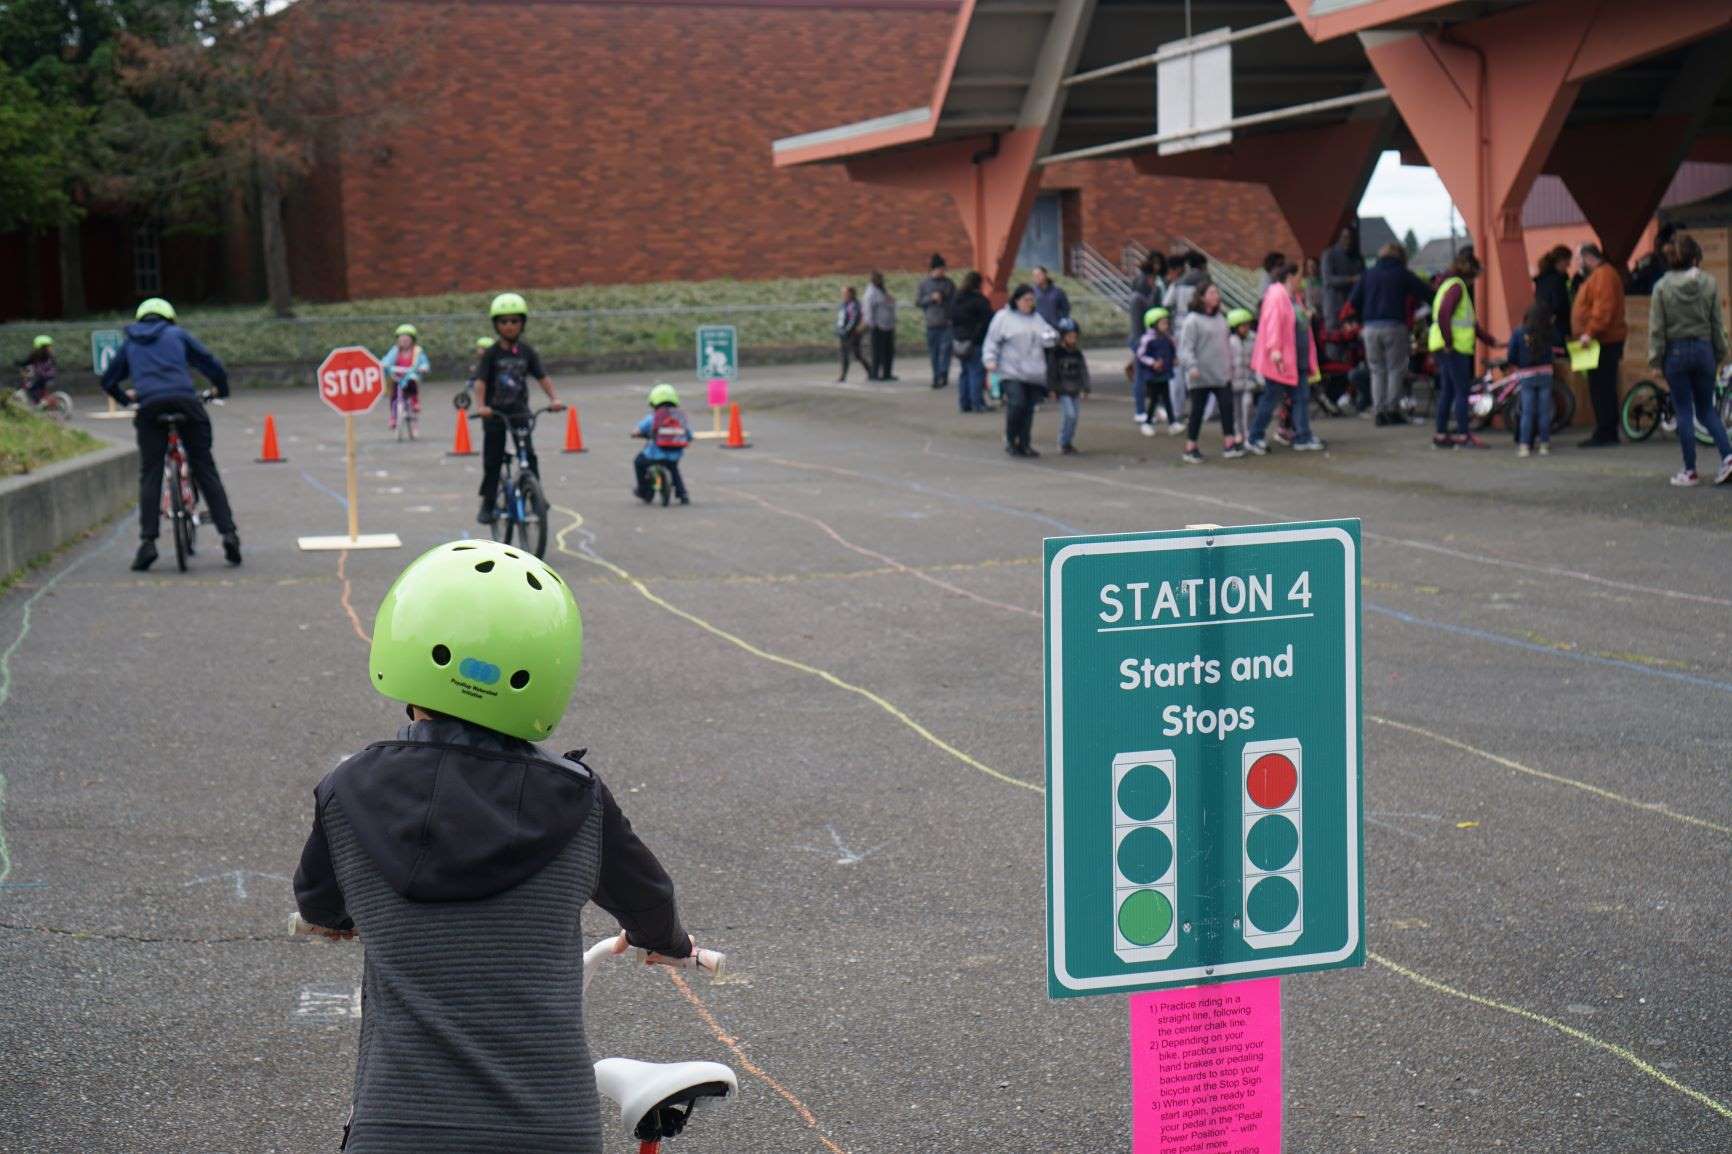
left=1519, top=374, right=1552, bottom=446
left=1249, top=379, right=1314, bottom=445
left=1058, top=394, right=1080, bottom=447
left=925, top=326, right=953, bottom=386
left=1434, top=351, right=1472, bottom=436
left=957, top=347, right=985, bottom=411
left=1132, top=373, right=1159, bottom=422
left=1664, top=337, right=1732, bottom=473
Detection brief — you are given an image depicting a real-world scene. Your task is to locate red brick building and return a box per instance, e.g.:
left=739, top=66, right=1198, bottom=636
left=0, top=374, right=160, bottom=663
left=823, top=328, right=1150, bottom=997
left=3, top=0, right=1297, bottom=318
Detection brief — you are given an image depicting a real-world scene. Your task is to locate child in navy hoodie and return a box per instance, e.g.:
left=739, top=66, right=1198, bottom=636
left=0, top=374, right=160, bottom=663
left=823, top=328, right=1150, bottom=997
left=1134, top=308, right=1175, bottom=436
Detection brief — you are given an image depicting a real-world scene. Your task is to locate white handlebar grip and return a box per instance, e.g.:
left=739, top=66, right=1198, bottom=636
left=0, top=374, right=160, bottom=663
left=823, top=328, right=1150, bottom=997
left=638, top=946, right=725, bottom=980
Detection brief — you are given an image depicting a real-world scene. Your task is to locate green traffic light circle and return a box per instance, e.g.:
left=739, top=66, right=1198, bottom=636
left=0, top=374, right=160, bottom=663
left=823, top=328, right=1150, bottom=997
left=1246, top=814, right=1299, bottom=872
left=1246, top=876, right=1300, bottom=933
left=1117, top=764, right=1172, bottom=822
left=1117, top=826, right=1174, bottom=885
left=1118, top=888, right=1174, bottom=947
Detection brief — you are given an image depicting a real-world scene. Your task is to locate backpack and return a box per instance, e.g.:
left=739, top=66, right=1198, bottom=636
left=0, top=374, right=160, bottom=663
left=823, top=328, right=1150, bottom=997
left=651, top=406, right=690, bottom=449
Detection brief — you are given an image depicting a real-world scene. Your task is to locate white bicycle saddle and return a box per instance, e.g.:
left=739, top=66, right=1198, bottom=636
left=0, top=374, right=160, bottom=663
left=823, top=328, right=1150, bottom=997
left=594, top=1057, right=738, bottom=1138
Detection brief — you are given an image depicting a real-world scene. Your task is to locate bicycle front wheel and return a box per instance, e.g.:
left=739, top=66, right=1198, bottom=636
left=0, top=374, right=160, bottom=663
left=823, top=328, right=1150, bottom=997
left=1620, top=381, right=1663, bottom=442
left=516, top=474, right=549, bottom=558
left=1551, top=380, right=1576, bottom=432
left=44, top=391, right=74, bottom=420
left=490, top=484, right=515, bottom=545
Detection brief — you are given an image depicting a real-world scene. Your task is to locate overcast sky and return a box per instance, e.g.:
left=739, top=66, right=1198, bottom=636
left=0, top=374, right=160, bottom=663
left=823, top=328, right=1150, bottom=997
left=1357, top=151, right=1462, bottom=245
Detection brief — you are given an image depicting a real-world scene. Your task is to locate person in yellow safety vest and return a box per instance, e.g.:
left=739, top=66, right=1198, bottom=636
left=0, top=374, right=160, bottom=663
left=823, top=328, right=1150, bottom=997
left=1428, top=248, right=1498, bottom=449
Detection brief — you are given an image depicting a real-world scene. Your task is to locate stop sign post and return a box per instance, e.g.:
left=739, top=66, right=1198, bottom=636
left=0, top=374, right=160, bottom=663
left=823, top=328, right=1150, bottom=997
left=296, top=347, right=402, bottom=553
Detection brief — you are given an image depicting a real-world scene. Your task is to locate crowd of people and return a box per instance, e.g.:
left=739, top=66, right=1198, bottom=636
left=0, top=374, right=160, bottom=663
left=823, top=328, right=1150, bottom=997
left=832, top=224, right=1730, bottom=485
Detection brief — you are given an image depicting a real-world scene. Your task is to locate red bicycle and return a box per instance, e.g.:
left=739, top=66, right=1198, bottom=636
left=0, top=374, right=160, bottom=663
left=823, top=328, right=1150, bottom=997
left=157, top=391, right=220, bottom=572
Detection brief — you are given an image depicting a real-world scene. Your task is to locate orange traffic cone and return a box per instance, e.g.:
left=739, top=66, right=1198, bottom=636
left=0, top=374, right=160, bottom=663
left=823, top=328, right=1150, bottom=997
left=448, top=411, right=475, bottom=456
left=562, top=407, right=586, bottom=453
left=256, top=414, right=286, bottom=463
left=720, top=402, right=750, bottom=449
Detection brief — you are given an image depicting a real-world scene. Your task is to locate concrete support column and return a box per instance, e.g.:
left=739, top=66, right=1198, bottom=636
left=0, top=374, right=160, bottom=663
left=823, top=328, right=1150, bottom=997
left=1363, top=0, right=1732, bottom=338
left=845, top=129, right=1045, bottom=302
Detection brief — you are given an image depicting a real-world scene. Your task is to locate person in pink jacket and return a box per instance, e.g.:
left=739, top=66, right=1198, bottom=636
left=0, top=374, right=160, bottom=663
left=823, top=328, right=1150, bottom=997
left=1246, top=262, right=1325, bottom=453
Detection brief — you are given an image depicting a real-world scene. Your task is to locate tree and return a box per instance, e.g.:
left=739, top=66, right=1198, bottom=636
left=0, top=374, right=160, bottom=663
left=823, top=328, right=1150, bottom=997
left=118, top=0, right=419, bottom=316
left=1402, top=228, right=1420, bottom=260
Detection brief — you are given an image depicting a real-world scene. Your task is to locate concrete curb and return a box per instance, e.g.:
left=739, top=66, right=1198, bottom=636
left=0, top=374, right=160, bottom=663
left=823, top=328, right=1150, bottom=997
left=0, top=441, right=137, bottom=580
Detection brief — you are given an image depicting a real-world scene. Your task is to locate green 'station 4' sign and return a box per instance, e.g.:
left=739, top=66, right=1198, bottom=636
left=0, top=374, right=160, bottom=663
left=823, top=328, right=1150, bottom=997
left=1045, top=521, right=1365, bottom=997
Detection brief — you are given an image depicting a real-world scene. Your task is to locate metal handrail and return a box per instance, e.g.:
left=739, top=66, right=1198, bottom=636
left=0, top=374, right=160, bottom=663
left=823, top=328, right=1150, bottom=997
left=1070, top=243, right=1135, bottom=312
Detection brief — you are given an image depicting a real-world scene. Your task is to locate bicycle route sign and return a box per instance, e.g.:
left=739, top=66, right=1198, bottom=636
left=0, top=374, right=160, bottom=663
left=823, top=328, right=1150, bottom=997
left=90, top=329, right=123, bottom=375
left=1045, top=520, right=1364, bottom=998
left=695, top=324, right=737, bottom=381
left=317, top=346, right=386, bottom=415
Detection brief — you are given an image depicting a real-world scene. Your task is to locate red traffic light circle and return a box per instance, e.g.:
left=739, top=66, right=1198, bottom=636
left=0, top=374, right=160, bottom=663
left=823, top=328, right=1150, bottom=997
left=1246, top=753, right=1297, bottom=810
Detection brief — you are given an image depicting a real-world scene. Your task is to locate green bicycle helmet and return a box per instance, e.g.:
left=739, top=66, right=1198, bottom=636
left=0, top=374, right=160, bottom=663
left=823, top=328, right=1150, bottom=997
left=136, top=297, right=176, bottom=322
left=1227, top=308, right=1254, bottom=329
left=489, top=292, right=528, bottom=320
left=32, top=335, right=53, bottom=349
left=369, top=540, right=582, bottom=741
left=647, top=382, right=680, bottom=407
left=395, top=323, right=419, bottom=338
left=1143, top=307, right=1169, bottom=328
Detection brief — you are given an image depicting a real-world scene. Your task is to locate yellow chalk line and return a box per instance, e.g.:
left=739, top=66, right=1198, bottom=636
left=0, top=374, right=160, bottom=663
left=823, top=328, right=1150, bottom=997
left=1368, top=952, right=1732, bottom=1121
left=1368, top=716, right=1730, bottom=836
left=551, top=507, right=1041, bottom=794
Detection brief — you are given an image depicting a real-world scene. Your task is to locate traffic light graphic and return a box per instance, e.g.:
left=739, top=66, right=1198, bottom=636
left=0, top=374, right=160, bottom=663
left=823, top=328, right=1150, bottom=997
left=1241, top=738, right=1303, bottom=949
left=1112, top=750, right=1179, bottom=963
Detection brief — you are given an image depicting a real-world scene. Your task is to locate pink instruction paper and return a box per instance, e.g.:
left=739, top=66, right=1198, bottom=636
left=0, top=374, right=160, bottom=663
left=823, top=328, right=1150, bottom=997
left=706, top=377, right=730, bottom=408
left=1130, top=979, right=1282, bottom=1154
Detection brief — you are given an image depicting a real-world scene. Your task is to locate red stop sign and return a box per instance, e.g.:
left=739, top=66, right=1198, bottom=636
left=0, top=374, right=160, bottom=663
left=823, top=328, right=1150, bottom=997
left=317, top=346, right=386, bottom=415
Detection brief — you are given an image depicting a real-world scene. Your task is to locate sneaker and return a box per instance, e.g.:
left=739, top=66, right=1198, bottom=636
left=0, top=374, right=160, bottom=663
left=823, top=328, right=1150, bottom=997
left=1516, top=444, right=1531, bottom=458
left=634, top=486, right=652, bottom=503
left=677, top=495, right=691, bottom=505
left=1139, top=420, right=1156, bottom=437
left=1181, top=448, right=1204, bottom=464
left=1670, top=469, right=1700, bottom=487
left=478, top=500, right=498, bottom=524
left=1455, top=433, right=1488, bottom=449
left=1387, top=411, right=1410, bottom=426
left=1272, top=427, right=1293, bottom=446
left=1432, top=434, right=1452, bottom=450
left=1293, top=438, right=1326, bottom=452
left=130, top=540, right=158, bottom=572
left=1221, top=444, right=1246, bottom=460
left=1245, top=439, right=1268, bottom=456
left=1715, top=455, right=1732, bottom=485
left=1061, top=444, right=1078, bottom=455
left=1167, top=422, right=1185, bottom=436
left=222, top=532, right=242, bottom=567
left=1315, top=392, right=1342, bottom=416
left=1022, top=446, right=1040, bottom=458
left=1538, top=443, right=1551, bottom=456
left=1374, top=412, right=1389, bottom=427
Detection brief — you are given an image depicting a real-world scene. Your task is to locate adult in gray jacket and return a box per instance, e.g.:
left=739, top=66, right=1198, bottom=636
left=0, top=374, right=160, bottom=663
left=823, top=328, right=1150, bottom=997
left=1178, top=284, right=1241, bottom=461
left=863, top=271, right=897, bottom=381
left=916, top=253, right=957, bottom=389
left=1320, top=225, right=1364, bottom=326
left=984, top=283, right=1056, bottom=457
left=1647, top=234, right=1732, bottom=486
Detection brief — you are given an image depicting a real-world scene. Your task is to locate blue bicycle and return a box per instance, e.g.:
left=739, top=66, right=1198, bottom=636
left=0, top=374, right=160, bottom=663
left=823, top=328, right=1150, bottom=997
left=471, top=405, right=559, bottom=558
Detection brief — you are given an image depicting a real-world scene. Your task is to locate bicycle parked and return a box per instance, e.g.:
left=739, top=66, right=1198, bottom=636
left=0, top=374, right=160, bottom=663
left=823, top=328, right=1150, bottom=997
left=1621, top=364, right=1732, bottom=445
left=1470, top=359, right=1576, bottom=436
left=472, top=403, right=559, bottom=557
left=293, top=916, right=734, bottom=1153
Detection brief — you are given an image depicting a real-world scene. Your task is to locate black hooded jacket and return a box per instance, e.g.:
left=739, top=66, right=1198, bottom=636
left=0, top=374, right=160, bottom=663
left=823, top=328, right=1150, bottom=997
left=293, top=717, right=688, bottom=1152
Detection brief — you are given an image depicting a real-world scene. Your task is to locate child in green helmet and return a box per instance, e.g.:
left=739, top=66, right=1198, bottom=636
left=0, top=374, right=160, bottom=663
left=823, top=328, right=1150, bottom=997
left=470, top=293, right=564, bottom=524
left=631, top=383, right=692, bottom=504
left=16, top=334, right=56, bottom=403
left=293, top=540, right=699, bottom=1154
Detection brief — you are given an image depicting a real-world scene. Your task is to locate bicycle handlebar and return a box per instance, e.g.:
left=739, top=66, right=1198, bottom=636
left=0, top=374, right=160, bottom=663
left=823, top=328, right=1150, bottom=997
left=291, top=914, right=724, bottom=985
left=468, top=404, right=563, bottom=422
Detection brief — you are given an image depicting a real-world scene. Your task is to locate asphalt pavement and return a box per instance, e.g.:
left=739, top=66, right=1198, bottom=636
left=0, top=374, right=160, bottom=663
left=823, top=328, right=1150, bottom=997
left=1, top=358, right=1728, bottom=1153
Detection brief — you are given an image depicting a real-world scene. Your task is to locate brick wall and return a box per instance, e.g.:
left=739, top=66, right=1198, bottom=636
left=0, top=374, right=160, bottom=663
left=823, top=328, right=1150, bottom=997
left=298, top=0, right=1299, bottom=302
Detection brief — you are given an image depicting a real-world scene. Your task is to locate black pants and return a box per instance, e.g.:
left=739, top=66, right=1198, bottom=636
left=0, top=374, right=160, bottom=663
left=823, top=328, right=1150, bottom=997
left=1003, top=379, right=1043, bottom=452
left=1586, top=339, right=1624, bottom=442
left=839, top=331, right=870, bottom=380
left=135, top=396, right=236, bottom=539
left=1185, top=385, right=1236, bottom=441
left=479, top=416, right=538, bottom=508
left=869, top=328, right=895, bottom=380
left=634, top=451, right=688, bottom=499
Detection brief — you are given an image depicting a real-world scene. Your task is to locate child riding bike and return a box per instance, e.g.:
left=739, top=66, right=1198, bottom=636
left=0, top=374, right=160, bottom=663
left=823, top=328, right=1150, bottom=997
left=469, top=293, right=564, bottom=524
left=381, top=323, right=429, bottom=433
left=16, top=335, right=57, bottom=403
left=293, top=540, right=702, bottom=1154
left=99, top=298, right=242, bottom=571
left=632, top=383, right=693, bottom=504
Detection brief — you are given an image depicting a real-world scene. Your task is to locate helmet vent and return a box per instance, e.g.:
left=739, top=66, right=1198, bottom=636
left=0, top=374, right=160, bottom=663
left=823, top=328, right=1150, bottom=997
left=542, top=568, right=562, bottom=585
left=504, top=550, right=520, bottom=560
left=452, top=544, right=476, bottom=551
left=510, top=670, right=531, bottom=690
left=526, top=572, right=543, bottom=591
left=431, top=644, right=452, bottom=666
left=475, top=560, right=495, bottom=573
